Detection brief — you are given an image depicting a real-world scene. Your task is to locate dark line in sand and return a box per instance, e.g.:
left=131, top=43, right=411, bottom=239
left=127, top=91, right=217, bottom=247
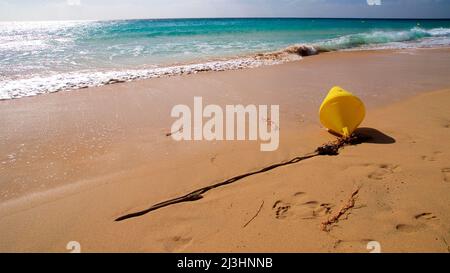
left=442, top=237, right=450, bottom=253
left=115, top=153, right=318, bottom=221
left=243, top=201, right=265, bottom=228
left=165, top=126, right=183, bottom=137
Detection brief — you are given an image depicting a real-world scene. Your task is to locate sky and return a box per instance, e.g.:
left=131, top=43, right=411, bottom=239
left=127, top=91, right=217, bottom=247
left=0, top=0, right=450, bottom=21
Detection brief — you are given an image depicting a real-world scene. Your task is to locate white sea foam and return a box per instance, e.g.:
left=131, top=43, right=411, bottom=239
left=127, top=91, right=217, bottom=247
left=0, top=57, right=287, bottom=100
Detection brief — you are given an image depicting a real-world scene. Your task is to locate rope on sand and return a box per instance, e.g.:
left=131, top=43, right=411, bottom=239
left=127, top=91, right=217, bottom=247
left=115, top=134, right=367, bottom=222
left=243, top=200, right=265, bottom=228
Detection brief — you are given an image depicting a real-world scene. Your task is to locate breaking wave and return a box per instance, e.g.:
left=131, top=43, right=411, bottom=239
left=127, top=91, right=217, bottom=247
left=314, top=27, right=450, bottom=51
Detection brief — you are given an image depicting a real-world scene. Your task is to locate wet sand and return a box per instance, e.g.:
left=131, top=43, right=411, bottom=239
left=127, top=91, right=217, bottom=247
left=0, top=48, right=450, bottom=252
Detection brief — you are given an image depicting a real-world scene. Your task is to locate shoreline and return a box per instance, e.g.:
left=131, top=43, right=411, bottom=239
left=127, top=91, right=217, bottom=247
left=1, top=48, right=450, bottom=252
left=2, top=44, right=450, bottom=101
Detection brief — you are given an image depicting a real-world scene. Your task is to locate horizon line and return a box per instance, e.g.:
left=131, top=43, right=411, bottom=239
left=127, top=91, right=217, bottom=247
left=2, top=16, right=450, bottom=22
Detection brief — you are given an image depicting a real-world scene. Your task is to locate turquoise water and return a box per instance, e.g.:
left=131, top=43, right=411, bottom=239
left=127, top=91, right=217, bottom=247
left=1, top=18, right=450, bottom=99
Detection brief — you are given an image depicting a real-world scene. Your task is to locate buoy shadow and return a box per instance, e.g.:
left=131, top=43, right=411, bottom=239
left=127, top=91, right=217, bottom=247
left=354, top=127, right=396, bottom=144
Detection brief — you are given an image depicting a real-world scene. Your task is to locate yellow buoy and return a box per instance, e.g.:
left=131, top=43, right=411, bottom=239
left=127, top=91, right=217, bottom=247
left=319, top=86, right=365, bottom=137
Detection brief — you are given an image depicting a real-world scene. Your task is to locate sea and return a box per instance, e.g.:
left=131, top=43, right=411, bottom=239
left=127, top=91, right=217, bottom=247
left=1, top=18, right=450, bottom=100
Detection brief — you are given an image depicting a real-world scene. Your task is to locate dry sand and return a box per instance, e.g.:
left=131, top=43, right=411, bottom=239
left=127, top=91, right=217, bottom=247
left=0, top=48, right=449, bottom=252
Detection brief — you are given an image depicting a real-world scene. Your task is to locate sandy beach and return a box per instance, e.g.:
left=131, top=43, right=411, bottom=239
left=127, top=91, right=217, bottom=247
left=1, top=48, right=450, bottom=252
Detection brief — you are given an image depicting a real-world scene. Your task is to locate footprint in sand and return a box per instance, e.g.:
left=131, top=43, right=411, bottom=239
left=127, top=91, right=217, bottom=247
left=415, top=212, right=438, bottom=221
left=367, top=164, right=400, bottom=180
left=210, top=154, right=218, bottom=163
left=272, top=192, right=332, bottom=220
left=333, top=239, right=375, bottom=252
left=420, top=151, right=443, bottom=162
left=162, top=235, right=193, bottom=252
left=441, top=119, right=450, bottom=129
left=396, top=212, right=439, bottom=233
left=395, top=223, right=425, bottom=233
left=442, top=168, right=450, bottom=182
